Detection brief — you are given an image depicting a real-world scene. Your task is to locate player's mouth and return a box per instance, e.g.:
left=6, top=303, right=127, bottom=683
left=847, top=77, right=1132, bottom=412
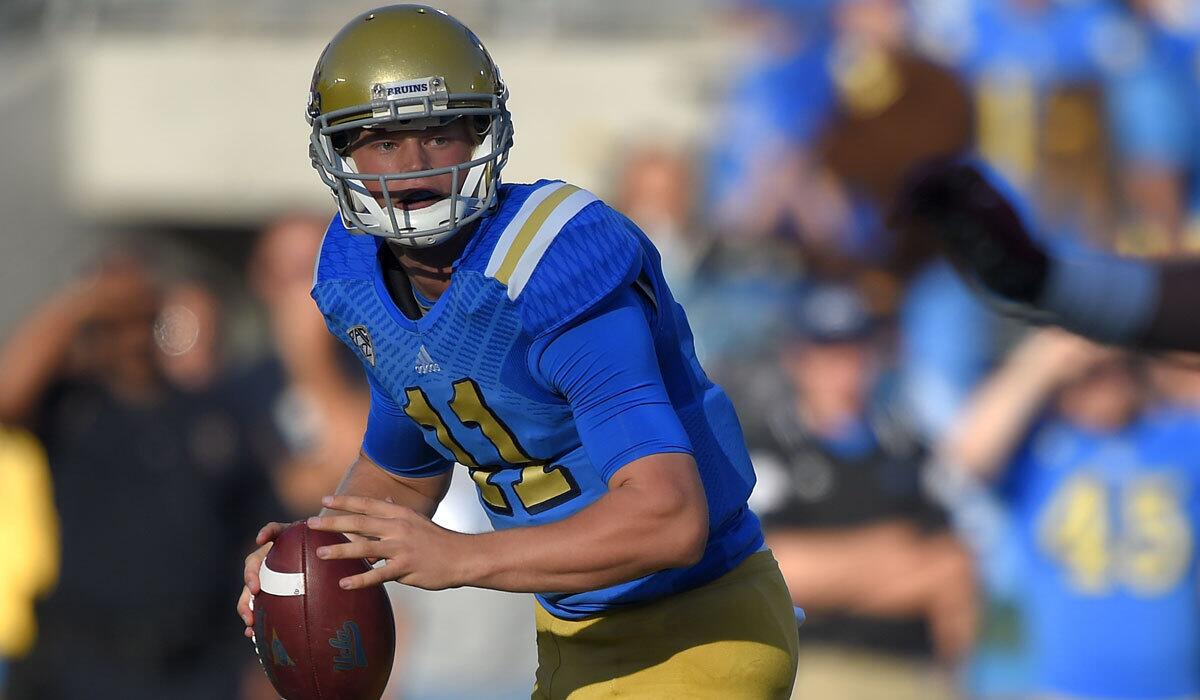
left=388, top=189, right=446, bottom=211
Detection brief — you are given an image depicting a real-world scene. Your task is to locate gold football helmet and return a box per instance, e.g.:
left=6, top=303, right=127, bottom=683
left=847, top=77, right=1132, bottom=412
left=307, top=5, right=513, bottom=246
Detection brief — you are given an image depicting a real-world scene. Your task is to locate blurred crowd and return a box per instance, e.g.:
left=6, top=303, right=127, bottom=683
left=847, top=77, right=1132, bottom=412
left=658, top=1, right=1200, bottom=698
left=5, top=0, right=1200, bottom=699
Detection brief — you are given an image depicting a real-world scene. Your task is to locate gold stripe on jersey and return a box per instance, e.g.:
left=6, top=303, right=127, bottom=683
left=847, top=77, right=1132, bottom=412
left=493, top=184, right=581, bottom=285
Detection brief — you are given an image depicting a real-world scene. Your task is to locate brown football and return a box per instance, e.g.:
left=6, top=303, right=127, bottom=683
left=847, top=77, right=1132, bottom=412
left=252, top=522, right=395, bottom=700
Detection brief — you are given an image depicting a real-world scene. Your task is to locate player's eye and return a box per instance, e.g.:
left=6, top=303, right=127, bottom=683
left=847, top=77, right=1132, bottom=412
left=427, top=136, right=449, bottom=147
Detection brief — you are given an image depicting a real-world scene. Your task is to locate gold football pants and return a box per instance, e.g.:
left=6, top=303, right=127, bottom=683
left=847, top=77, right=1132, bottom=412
left=532, top=550, right=799, bottom=699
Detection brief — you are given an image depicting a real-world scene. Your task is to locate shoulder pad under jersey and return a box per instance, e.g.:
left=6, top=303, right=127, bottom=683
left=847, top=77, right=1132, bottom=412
left=481, top=181, right=643, bottom=336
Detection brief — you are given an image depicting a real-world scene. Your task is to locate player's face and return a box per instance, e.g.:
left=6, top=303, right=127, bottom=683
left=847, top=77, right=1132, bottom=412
left=85, top=261, right=162, bottom=385
left=1057, top=356, right=1143, bottom=430
left=345, top=120, right=476, bottom=211
left=784, top=340, right=873, bottom=411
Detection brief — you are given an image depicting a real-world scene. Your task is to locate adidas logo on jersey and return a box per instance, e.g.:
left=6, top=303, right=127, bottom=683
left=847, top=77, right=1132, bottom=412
left=415, top=345, right=441, bottom=374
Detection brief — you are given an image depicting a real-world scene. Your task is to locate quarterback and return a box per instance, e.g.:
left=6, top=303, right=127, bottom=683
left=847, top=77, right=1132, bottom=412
left=236, top=5, right=799, bottom=698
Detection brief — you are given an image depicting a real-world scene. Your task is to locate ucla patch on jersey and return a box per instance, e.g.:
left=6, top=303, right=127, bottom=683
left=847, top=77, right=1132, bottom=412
left=347, top=325, right=376, bottom=366
left=414, top=344, right=442, bottom=374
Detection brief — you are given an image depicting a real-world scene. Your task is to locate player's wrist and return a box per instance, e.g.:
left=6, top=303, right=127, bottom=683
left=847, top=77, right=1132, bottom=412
left=448, top=532, right=495, bottom=588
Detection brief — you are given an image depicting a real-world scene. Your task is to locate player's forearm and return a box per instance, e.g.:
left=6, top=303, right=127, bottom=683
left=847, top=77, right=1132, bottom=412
left=320, top=453, right=447, bottom=520
left=768, top=523, right=933, bottom=612
left=938, top=346, right=1059, bottom=480
left=767, top=527, right=890, bottom=610
left=769, top=525, right=973, bottom=621
left=460, top=453, right=709, bottom=594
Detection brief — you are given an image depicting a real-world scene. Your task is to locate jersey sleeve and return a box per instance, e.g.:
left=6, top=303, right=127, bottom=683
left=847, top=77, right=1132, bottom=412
left=533, top=286, right=693, bottom=483
left=362, top=372, right=454, bottom=478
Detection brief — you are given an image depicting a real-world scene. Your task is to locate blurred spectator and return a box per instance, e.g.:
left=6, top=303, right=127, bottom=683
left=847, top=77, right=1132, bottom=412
left=745, top=284, right=975, bottom=700
left=157, top=281, right=225, bottom=392
left=711, top=0, right=972, bottom=257
left=914, top=0, right=1128, bottom=242
left=234, top=214, right=369, bottom=516
left=0, top=252, right=281, bottom=700
left=611, top=143, right=804, bottom=370
left=941, top=329, right=1200, bottom=699
left=232, top=215, right=404, bottom=698
left=1101, top=2, right=1200, bottom=254
left=895, top=260, right=997, bottom=440
left=612, top=143, right=706, bottom=294
left=0, top=427, right=58, bottom=698
left=819, top=0, right=974, bottom=224
left=811, top=0, right=991, bottom=442
left=708, top=0, right=838, bottom=240
left=711, top=0, right=992, bottom=439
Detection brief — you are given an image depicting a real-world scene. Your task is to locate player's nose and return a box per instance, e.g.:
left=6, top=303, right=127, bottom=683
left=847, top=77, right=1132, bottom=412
left=389, top=137, right=432, bottom=174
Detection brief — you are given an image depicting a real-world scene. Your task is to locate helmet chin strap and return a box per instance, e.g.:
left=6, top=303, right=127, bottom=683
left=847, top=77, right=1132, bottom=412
left=338, top=131, right=495, bottom=247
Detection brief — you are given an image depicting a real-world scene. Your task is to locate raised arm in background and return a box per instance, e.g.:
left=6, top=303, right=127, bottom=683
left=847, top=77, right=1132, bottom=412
left=894, top=158, right=1200, bottom=353
left=0, top=258, right=149, bottom=424
left=938, top=329, right=1113, bottom=480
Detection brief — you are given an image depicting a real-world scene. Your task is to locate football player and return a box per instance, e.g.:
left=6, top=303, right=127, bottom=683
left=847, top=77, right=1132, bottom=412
left=894, top=157, right=1200, bottom=351
left=236, top=5, right=799, bottom=698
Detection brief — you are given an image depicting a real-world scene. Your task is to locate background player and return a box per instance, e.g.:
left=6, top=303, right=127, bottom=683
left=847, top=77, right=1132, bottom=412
left=237, top=5, right=799, bottom=698
left=938, top=328, right=1200, bottom=699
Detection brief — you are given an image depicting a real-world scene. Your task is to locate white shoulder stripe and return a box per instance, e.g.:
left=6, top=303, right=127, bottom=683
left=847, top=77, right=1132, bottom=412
left=484, top=182, right=571, bottom=278
left=311, top=225, right=331, bottom=290
left=504, top=188, right=598, bottom=300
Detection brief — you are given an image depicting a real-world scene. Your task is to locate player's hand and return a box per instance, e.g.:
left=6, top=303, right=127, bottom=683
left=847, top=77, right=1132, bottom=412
left=1011, top=328, right=1122, bottom=386
left=307, top=495, right=472, bottom=592
left=892, top=157, right=1050, bottom=305
left=237, top=521, right=290, bottom=638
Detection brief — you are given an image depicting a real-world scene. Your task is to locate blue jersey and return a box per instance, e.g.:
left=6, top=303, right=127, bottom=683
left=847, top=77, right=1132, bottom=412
left=311, top=180, right=763, bottom=619
left=1001, top=407, right=1200, bottom=699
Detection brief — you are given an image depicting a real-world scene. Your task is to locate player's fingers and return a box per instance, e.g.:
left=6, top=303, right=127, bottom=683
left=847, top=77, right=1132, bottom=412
left=307, top=513, right=388, bottom=537
left=237, top=586, right=254, bottom=626
left=243, top=541, right=274, bottom=593
left=256, top=521, right=288, bottom=546
left=315, top=539, right=382, bottom=562
left=321, top=494, right=407, bottom=517
left=338, top=564, right=397, bottom=590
